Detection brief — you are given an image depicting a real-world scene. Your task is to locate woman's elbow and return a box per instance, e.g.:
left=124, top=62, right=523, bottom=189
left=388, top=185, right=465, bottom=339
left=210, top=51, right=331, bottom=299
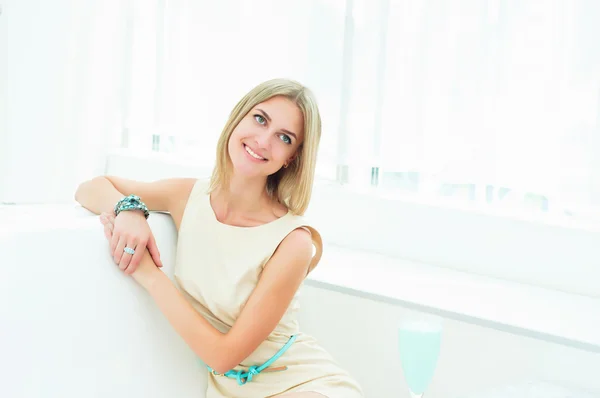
left=194, top=329, right=245, bottom=374
left=204, top=350, right=241, bottom=375
left=73, top=176, right=103, bottom=203
left=74, top=180, right=88, bottom=202
left=207, top=361, right=235, bottom=376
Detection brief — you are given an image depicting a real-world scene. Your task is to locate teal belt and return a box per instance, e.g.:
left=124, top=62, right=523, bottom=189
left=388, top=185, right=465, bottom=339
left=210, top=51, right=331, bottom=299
left=206, top=334, right=297, bottom=386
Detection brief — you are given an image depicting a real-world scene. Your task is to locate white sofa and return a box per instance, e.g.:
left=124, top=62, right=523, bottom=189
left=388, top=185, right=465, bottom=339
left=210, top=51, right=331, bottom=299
left=2, top=204, right=600, bottom=397
left=1, top=206, right=207, bottom=398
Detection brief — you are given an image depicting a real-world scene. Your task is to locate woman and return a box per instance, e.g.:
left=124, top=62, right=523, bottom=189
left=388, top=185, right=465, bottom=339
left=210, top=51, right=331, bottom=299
left=75, top=79, right=363, bottom=398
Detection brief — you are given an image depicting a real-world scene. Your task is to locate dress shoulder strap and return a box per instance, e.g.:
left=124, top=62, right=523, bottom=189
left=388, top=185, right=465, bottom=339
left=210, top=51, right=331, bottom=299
left=178, top=178, right=210, bottom=233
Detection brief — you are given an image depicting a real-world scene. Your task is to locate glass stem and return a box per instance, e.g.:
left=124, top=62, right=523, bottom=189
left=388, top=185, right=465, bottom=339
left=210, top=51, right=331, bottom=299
left=409, top=392, right=424, bottom=398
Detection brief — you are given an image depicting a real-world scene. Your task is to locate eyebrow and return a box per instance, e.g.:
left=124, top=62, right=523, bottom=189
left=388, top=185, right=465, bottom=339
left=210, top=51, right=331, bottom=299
left=256, top=108, right=297, bottom=140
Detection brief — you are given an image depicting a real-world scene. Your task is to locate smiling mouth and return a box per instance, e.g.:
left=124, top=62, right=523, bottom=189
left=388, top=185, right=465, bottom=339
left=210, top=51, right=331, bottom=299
left=243, top=144, right=267, bottom=161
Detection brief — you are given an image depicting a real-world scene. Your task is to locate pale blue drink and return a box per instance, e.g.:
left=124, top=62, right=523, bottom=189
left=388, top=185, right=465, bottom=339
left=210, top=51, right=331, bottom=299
left=398, top=320, right=442, bottom=397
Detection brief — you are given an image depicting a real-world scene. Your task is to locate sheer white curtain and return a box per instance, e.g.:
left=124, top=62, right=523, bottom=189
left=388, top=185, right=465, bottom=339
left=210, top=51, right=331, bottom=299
left=376, top=0, right=600, bottom=216
left=131, top=0, right=600, bottom=218
left=128, top=0, right=346, bottom=180
left=3, top=0, right=598, bottom=216
left=0, top=0, right=131, bottom=203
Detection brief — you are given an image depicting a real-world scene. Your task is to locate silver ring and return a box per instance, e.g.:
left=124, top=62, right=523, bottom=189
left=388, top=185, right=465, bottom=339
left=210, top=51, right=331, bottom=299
left=124, top=247, right=135, bottom=255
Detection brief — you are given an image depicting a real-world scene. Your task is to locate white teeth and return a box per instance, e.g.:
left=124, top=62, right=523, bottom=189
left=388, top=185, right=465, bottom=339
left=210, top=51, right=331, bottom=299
left=244, top=145, right=265, bottom=160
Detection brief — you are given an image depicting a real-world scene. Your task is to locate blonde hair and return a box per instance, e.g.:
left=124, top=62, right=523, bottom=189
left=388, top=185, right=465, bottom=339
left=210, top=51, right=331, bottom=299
left=208, top=78, right=322, bottom=215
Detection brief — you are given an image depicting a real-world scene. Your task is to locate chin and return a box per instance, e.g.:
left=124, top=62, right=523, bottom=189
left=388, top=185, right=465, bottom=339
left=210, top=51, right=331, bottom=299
left=229, top=157, right=267, bottom=179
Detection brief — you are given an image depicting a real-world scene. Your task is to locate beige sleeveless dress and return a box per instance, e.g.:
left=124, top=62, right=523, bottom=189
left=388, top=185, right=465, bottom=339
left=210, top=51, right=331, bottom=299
left=173, top=179, right=364, bottom=398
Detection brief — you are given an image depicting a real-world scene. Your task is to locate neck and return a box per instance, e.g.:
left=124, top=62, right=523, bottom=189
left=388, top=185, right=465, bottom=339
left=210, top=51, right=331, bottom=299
left=217, top=172, right=272, bottom=214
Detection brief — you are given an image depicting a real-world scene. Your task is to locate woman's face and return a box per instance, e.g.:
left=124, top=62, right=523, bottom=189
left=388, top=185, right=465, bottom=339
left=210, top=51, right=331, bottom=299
left=227, top=95, right=304, bottom=178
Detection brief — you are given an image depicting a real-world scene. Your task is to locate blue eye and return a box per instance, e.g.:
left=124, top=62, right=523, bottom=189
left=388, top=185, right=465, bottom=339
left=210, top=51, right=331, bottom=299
left=254, top=115, right=266, bottom=125
left=279, top=134, right=292, bottom=145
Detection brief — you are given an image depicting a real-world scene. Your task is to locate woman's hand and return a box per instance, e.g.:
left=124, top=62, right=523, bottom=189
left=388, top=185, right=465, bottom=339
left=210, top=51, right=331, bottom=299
left=99, top=210, right=163, bottom=275
left=100, top=212, right=162, bottom=288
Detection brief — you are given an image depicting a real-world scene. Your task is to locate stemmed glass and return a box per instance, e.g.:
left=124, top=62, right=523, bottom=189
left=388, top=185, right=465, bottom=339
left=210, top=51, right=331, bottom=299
left=398, top=313, right=443, bottom=397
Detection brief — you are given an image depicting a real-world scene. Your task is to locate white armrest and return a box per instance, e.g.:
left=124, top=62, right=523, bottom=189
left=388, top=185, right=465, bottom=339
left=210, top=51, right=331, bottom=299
left=0, top=206, right=207, bottom=398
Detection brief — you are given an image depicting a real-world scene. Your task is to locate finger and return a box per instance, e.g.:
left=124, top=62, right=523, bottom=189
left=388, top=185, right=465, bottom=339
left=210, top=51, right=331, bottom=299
left=103, top=224, right=112, bottom=240
left=119, top=237, right=138, bottom=272
left=114, top=236, right=127, bottom=267
left=100, top=213, right=113, bottom=228
left=147, top=236, right=163, bottom=267
left=124, top=239, right=145, bottom=275
left=105, top=213, right=116, bottom=224
left=110, top=228, right=120, bottom=254
left=103, top=217, right=114, bottom=238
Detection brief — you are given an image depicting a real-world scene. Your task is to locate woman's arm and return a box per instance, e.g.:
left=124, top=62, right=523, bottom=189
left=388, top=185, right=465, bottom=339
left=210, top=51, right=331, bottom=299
left=75, top=176, right=128, bottom=215
left=82, top=176, right=195, bottom=271
left=75, top=175, right=195, bottom=215
left=134, top=228, right=314, bottom=374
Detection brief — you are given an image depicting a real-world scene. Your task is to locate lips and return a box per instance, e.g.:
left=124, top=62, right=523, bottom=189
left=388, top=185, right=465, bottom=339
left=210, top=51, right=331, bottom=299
left=243, top=144, right=268, bottom=161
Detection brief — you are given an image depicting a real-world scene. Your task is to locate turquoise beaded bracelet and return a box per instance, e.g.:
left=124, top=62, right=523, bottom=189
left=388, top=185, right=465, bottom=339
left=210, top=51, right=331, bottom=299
left=114, top=194, right=150, bottom=219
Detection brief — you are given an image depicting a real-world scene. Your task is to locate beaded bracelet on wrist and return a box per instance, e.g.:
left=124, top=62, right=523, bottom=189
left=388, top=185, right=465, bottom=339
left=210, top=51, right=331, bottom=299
left=114, top=194, right=150, bottom=219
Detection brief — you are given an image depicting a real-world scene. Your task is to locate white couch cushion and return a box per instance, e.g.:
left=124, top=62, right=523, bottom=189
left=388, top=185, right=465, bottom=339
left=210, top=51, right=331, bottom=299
left=0, top=205, right=207, bottom=398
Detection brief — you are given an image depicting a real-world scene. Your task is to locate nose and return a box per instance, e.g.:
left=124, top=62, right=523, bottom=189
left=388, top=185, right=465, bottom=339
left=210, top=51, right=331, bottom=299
left=254, top=129, right=271, bottom=151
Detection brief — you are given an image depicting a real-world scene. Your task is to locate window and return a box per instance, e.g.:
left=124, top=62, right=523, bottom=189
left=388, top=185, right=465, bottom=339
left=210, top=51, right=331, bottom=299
left=374, top=0, right=600, bottom=222
left=125, top=0, right=600, bottom=222
left=126, top=0, right=345, bottom=180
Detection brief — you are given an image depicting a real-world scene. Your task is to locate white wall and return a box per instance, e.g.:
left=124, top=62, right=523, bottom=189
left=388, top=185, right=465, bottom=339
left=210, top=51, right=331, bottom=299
left=306, top=183, right=600, bottom=299
left=0, top=1, right=8, bottom=200
left=2, top=0, right=73, bottom=202
left=1, top=0, right=127, bottom=204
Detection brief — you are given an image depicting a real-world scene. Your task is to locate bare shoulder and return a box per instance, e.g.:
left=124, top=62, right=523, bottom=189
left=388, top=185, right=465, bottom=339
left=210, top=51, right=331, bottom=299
left=279, top=224, right=323, bottom=275
left=271, top=227, right=314, bottom=269
left=282, top=227, right=313, bottom=250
